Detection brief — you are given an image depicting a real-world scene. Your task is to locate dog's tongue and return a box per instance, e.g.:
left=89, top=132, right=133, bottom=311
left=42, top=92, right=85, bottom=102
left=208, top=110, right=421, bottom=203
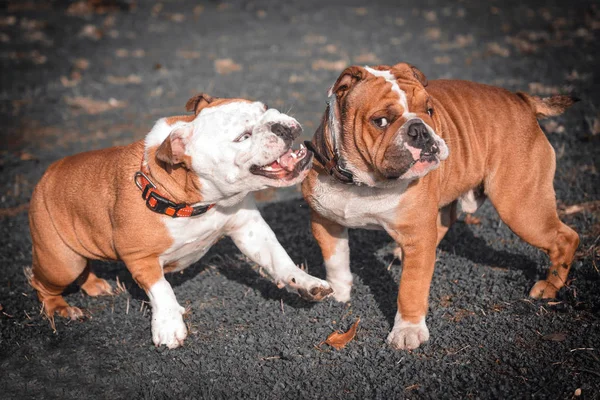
left=276, top=149, right=296, bottom=171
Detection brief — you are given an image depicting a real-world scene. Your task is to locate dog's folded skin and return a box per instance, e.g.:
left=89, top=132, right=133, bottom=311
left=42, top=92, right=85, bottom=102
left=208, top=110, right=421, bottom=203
left=28, top=94, right=332, bottom=348
left=302, top=63, right=579, bottom=350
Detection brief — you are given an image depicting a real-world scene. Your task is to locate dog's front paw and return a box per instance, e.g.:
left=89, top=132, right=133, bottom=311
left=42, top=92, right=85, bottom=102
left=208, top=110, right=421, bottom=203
left=387, top=315, right=429, bottom=350
left=283, top=275, right=334, bottom=302
left=151, top=305, right=187, bottom=349
left=328, top=280, right=352, bottom=303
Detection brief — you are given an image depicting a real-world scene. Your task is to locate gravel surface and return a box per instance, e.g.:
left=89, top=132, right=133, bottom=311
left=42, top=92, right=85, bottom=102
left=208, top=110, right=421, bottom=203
left=1, top=1, right=599, bottom=399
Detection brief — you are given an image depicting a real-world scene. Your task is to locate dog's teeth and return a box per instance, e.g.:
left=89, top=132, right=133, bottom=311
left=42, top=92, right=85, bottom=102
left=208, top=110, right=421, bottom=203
left=300, top=143, right=305, bottom=150
left=291, top=152, right=297, bottom=159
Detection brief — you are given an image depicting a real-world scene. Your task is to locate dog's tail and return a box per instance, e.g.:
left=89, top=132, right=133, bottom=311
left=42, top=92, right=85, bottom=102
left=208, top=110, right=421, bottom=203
left=516, top=92, right=579, bottom=120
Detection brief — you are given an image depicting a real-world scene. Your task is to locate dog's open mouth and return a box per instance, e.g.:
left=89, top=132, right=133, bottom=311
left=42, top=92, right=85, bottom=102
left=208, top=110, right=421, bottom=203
left=250, top=144, right=312, bottom=180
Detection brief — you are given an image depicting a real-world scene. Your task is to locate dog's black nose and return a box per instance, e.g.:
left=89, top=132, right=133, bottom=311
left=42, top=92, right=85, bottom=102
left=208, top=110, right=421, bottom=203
left=271, top=122, right=300, bottom=140
left=406, top=121, right=432, bottom=148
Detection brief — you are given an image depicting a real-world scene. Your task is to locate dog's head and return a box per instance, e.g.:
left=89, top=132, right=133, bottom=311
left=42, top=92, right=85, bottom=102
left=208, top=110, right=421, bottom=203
left=146, top=94, right=312, bottom=202
left=318, top=63, right=448, bottom=187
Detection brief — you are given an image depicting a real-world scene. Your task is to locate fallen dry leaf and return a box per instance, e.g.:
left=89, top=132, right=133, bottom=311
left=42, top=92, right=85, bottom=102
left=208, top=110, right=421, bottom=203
left=562, top=201, right=600, bottom=215
left=591, top=117, right=600, bottom=136
left=353, top=7, right=368, bottom=16
left=303, top=34, right=327, bottom=44
left=176, top=50, right=201, bottom=59
left=0, top=203, right=29, bottom=217
left=425, top=27, right=441, bottom=40
left=324, top=318, right=360, bottom=350
left=311, top=59, right=346, bottom=71
left=193, top=5, right=204, bottom=17
left=107, top=74, right=142, bottom=85
left=542, top=332, right=567, bottom=342
left=73, top=58, right=89, bottom=70
left=354, top=52, right=380, bottom=64
left=434, top=56, right=451, bottom=65
left=79, top=24, right=102, bottom=40
left=487, top=42, right=510, bottom=57
left=19, top=152, right=36, bottom=161
left=464, top=214, right=481, bottom=225
left=65, top=96, right=126, bottom=114
left=214, top=58, right=242, bottom=75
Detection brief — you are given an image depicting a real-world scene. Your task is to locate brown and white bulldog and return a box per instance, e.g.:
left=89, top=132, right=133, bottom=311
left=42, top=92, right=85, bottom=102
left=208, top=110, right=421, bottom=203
left=302, top=63, right=579, bottom=350
left=28, top=94, right=333, bottom=349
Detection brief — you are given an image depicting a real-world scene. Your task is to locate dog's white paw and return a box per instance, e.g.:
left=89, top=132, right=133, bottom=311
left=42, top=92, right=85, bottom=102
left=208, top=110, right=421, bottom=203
left=387, top=314, right=429, bottom=350
left=285, top=274, right=334, bottom=301
left=148, top=278, right=187, bottom=349
left=328, top=279, right=352, bottom=303
left=151, top=305, right=187, bottom=349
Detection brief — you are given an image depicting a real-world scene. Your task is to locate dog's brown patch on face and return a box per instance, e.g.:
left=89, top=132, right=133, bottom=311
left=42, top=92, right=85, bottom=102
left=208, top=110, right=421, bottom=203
left=332, top=64, right=432, bottom=180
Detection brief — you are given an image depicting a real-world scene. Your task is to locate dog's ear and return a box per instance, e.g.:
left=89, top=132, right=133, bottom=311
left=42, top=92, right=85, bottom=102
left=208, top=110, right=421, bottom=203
left=328, top=66, right=367, bottom=98
left=392, top=62, right=428, bottom=87
left=185, top=93, right=216, bottom=115
left=156, top=124, right=193, bottom=166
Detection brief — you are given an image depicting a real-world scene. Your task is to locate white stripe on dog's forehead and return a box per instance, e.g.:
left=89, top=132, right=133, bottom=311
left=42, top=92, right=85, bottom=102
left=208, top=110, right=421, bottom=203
left=364, top=66, right=415, bottom=119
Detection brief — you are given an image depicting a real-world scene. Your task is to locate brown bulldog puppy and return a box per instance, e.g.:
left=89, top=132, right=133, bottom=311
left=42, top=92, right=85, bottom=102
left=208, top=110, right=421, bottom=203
left=28, top=94, right=333, bottom=348
left=302, top=63, right=579, bottom=350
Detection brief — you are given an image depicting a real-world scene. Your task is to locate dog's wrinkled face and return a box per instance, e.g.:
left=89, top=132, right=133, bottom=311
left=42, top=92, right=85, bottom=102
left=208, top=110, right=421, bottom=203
left=153, top=96, right=312, bottom=201
left=325, top=63, right=448, bottom=186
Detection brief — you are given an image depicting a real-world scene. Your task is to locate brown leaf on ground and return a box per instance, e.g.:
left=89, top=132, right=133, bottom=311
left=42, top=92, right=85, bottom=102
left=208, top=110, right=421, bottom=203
left=65, top=96, right=126, bottom=114
left=168, top=13, right=185, bottom=22
left=177, top=50, right=201, bottom=59
left=542, top=120, right=565, bottom=134
left=107, top=74, right=142, bottom=85
left=193, top=5, right=204, bottom=17
left=434, top=56, right=451, bottom=65
left=67, top=1, right=93, bottom=16
left=0, top=16, right=17, bottom=27
left=303, top=34, right=327, bottom=44
left=19, top=152, right=36, bottom=161
left=74, top=58, right=89, bottom=70
left=464, top=214, right=481, bottom=225
left=0, top=203, right=29, bottom=217
left=79, top=24, right=102, bottom=40
left=354, top=52, right=380, bottom=64
left=425, top=27, right=441, bottom=40
left=311, top=59, right=346, bottom=71
left=214, top=58, right=242, bottom=75
left=591, top=117, right=600, bottom=136
left=487, top=42, right=510, bottom=57
left=353, top=7, right=368, bottom=16
left=562, top=201, right=600, bottom=215
left=542, top=332, right=567, bottom=341
left=324, top=318, right=360, bottom=350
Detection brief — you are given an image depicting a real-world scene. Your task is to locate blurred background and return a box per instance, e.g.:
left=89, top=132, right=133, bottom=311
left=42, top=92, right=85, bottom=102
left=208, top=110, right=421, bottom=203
left=1, top=0, right=598, bottom=203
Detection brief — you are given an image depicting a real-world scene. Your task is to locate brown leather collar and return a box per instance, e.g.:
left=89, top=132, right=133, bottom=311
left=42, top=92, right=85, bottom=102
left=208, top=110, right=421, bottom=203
left=134, top=163, right=214, bottom=218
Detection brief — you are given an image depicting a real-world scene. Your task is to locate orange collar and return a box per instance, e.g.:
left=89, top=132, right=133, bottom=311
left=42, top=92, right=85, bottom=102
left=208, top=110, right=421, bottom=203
left=134, top=163, right=214, bottom=218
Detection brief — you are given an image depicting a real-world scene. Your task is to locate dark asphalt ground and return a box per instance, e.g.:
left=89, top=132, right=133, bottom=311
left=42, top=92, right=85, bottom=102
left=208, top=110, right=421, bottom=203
left=1, top=0, right=599, bottom=399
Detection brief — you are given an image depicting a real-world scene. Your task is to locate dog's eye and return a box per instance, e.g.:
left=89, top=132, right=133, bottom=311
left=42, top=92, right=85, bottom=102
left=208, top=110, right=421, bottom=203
left=427, top=107, right=434, bottom=117
left=235, top=131, right=252, bottom=142
left=373, top=117, right=389, bottom=128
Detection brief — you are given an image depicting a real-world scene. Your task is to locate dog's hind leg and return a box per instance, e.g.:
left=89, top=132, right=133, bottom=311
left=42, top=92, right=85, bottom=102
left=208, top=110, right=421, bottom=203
left=28, top=193, right=89, bottom=321
left=485, top=130, right=579, bottom=299
left=79, top=263, right=113, bottom=297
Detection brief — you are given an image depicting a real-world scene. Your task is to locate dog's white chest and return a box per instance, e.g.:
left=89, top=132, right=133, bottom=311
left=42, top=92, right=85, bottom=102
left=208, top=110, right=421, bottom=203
left=159, top=209, right=229, bottom=271
left=309, top=175, right=406, bottom=229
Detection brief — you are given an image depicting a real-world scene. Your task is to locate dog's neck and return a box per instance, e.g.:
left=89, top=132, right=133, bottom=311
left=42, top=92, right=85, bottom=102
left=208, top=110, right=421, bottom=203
left=144, top=146, right=205, bottom=206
